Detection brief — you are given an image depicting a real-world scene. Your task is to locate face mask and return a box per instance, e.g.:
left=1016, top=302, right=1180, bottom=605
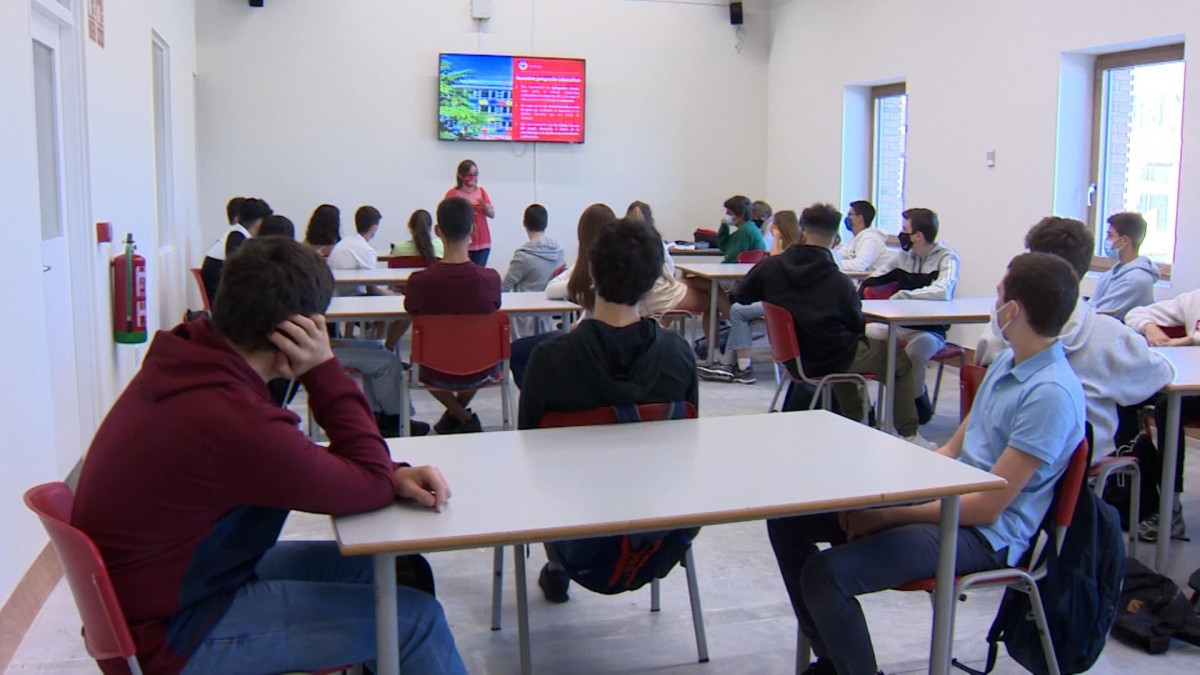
left=995, top=300, right=1017, bottom=341
left=722, top=214, right=735, bottom=226
left=1103, top=238, right=1120, bottom=259
left=844, top=217, right=854, bottom=233
left=898, top=232, right=914, bottom=251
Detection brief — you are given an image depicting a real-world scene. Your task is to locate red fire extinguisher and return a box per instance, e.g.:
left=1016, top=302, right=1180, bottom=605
left=112, top=233, right=147, bottom=344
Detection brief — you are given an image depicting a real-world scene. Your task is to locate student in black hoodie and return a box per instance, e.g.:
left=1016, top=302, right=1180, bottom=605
left=733, top=202, right=936, bottom=449
left=518, top=216, right=699, bottom=601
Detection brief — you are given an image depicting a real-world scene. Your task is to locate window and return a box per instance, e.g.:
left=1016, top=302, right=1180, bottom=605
left=871, top=83, right=907, bottom=234
left=1090, top=44, right=1184, bottom=269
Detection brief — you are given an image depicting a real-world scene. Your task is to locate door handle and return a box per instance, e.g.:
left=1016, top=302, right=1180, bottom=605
left=1087, top=183, right=1098, bottom=207
left=42, top=264, right=52, bottom=273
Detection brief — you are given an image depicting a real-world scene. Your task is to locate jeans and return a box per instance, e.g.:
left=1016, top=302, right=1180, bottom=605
left=864, top=324, right=946, bottom=386
left=181, top=541, right=466, bottom=675
left=468, top=248, right=490, bottom=267
left=728, top=301, right=765, bottom=352
left=767, top=515, right=1005, bottom=674
left=333, top=340, right=404, bottom=416
left=830, top=338, right=920, bottom=437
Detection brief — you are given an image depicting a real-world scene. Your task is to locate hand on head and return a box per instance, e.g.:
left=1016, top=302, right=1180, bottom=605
left=269, top=314, right=334, bottom=379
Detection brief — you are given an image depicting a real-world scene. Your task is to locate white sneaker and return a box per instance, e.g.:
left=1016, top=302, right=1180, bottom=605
left=903, top=433, right=940, bottom=451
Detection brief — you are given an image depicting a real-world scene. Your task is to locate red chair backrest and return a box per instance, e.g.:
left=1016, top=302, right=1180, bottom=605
left=411, top=313, right=511, bottom=376
left=387, top=255, right=431, bottom=269
left=23, top=482, right=138, bottom=663
left=1160, top=324, right=1186, bottom=339
left=189, top=268, right=211, bottom=311
left=538, top=402, right=698, bottom=429
left=959, top=363, right=987, bottom=421
left=762, top=301, right=803, bottom=367
left=736, top=249, right=768, bottom=264
left=550, top=264, right=567, bottom=280
left=861, top=282, right=900, bottom=300
left=1054, top=439, right=1090, bottom=532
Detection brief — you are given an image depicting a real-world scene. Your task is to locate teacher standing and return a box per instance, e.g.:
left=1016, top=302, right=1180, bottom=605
left=445, top=159, right=495, bottom=266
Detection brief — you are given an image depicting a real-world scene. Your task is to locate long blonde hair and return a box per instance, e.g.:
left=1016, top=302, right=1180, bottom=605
left=566, top=203, right=617, bottom=309
left=772, top=210, right=802, bottom=253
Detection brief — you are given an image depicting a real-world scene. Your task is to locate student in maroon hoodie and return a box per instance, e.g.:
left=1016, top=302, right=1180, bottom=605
left=72, top=237, right=466, bottom=674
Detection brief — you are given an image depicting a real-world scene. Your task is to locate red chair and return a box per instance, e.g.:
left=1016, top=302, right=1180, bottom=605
left=498, top=403, right=709, bottom=664
left=189, top=268, right=211, bottom=312
left=736, top=249, right=768, bottom=264
left=550, top=263, right=567, bottom=280
left=861, top=283, right=966, bottom=414
left=387, top=255, right=431, bottom=269
left=762, top=302, right=872, bottom=420
left=401, top=313, right=514, bottom=434
left=958, top=363, right=987, bottom=423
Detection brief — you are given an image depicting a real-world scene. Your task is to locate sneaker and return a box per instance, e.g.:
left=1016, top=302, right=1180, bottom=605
left=538, top=563, right=570, bottom=603
left=376, top=413, right=430, bottom=438
left=459, top=413, right=483, bottom=434
left=903, top=433, right=940, bottom=451
left=915, top=389, right=934, bottom=425
left=731, top=364, right=757, bottom=384
left=434, top=411, right=461, bottom=435
left=698, top=364, right=736, bottom=382
left=409, top=420, right=431, bottom=437
left=1138, top=503, right=1187, bottom=543
left=799, top=660, right=837, bottom=675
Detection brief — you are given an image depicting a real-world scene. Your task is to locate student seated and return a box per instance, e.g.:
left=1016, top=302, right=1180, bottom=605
left=502, top=203, right=565, bottom=337
left=716, top=194, right=767, bottom=262
left=405, top=197, right=502, bottom=434
left=835, top=199, right=890, bottom=274
left=863, top=207, right=959, bottom=423
left=752, top=200, right=774, bottom=249
left=256, top=214, right=295, bottom=239
left=391, top=209, right=444, bottom=263
left=732, top=202, right=936, bottom=449
left=518, top=216, right=699, bottom=601
left=769, top=252, right=1085, bottom=675
left=303, top=203, right=341, bottom=257
left=699, top=209, right=802, bottom=384
left=1125, top=285, right=1200, bottom=540
left=1090, top=211, right=1160, bottom=321
left=200, top=196, right=270, bottom=303
left=329, top=205, right=406, bottom=348
left=626, top=201, right=724, bottom=322
left=975, top=217, right=1173, bottom=460
left=71, top=237, right=464, bottom=674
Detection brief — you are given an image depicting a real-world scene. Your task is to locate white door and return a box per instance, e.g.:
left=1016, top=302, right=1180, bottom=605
left=32, top=9, right=84, bottom=475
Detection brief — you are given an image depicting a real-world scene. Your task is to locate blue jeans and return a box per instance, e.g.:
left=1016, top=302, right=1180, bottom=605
left=468, top=248, right=490, bottom=266
left=180, top=541, right=466, bottom=675
left=728, top=301, right=765, bottom=352
left=766, top=514, right=1005, bottom=674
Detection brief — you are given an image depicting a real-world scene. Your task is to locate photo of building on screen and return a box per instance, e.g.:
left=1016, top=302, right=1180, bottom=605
left=439, top=54, right=514, bottom=141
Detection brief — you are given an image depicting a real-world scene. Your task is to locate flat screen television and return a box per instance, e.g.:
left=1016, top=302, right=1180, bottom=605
left=438, top=53, right=586, bottom=143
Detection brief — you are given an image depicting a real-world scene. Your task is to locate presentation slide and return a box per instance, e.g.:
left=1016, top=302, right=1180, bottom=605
left=439, top=53, right=586, bottom=143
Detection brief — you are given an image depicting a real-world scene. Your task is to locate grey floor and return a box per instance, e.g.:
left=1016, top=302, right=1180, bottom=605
left=8, top=341, right=1200, bottom=674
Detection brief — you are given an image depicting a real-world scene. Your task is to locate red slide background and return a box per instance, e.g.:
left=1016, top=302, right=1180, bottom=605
left=511, top=57, right=586, bottom=143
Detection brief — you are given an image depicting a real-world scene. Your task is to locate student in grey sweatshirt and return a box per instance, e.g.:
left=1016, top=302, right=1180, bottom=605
left=503, top=204, right=566, bottom=336
left=1090, top=211, right=1160, bottom=321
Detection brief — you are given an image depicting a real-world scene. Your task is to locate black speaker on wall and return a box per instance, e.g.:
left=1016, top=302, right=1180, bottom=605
left=729, top=2, right=744, bottom=26
left=249, top=0, right=264, bottom=7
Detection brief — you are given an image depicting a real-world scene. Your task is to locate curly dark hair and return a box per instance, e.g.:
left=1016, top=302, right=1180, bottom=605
left=589, top=217, right=664, bottom=306
left=1024, top=216, right=1092, bottom=280
left=212, top=237, right=334, bottom=352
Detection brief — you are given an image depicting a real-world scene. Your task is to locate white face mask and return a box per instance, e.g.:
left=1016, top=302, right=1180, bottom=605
left=722, top=214, right=735, bottom=226
left=995, top=300, right=1018, bottom=341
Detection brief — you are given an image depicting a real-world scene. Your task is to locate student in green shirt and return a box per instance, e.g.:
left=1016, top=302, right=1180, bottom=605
left=717, top=195, right=767, bottom=263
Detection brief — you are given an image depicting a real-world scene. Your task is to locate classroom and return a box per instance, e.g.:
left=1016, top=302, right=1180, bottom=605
left=4, top=1, right=1200, bottom=673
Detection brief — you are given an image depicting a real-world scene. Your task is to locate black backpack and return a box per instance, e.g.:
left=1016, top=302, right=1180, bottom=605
left=1100, top=407, right=1162, bottom=531
left=961, top=485, right=1124, bottom=674
left=1111, top=557, right=1200, bottom=654
left=545, top=402, right=700, bottom=595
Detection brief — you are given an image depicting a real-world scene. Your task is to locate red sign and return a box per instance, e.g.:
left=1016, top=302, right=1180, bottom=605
left=510, top=57, right=585, bottom=143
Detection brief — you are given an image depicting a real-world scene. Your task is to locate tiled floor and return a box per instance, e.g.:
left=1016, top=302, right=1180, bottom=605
left=8, top=343, right=1200, bottom=674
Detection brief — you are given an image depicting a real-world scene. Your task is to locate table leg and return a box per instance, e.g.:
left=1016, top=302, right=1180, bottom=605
left=707, top=278, right=719, bottom=364
left=1155, top=393, right=1182, bottom=571
left=514, top=544, right=532, bottom=675
left=883, top=323, right=898, bottom=433
left=374, top=552, right=400, bottom=675
left=929, top=495, right=960, bottom=675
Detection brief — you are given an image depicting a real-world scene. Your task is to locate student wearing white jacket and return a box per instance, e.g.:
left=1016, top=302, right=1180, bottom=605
left=976, top=217, right=1175, bottom=461
left=835, top=200, right=891, bottom=274
left=1089, top=212, right=1160, bottom=321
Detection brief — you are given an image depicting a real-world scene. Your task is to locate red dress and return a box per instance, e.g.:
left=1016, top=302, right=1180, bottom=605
left=444, top=186, right=492, bottom=251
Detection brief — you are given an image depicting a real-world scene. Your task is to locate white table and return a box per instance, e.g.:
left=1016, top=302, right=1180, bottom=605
left=325, top=292, right=581, bottom=322
left=861, top=297, right=995, bottom=433
left=333, top=410, right=1004, bottom=675
left=676, top=263, right=757, bottom=363
left=332, top=267, right=420, bottom=288
left=1148, top=346, right=1200, bottom=570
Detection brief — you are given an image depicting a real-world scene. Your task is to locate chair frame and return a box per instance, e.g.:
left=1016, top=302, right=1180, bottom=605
left=761, top=301, right=871, bottom=421
left=488, top=403, right=709, bottom=667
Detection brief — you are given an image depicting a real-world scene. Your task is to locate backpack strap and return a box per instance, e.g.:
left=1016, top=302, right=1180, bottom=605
left=613, top=403, right=642, bottom=424
left=667, top=400, right=689, bottom=420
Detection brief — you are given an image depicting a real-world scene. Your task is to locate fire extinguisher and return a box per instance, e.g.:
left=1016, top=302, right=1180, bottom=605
left=112, top=233, right=147, bottom=344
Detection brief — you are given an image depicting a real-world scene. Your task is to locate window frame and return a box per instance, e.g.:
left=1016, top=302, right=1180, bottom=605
left=870, top=82, right=907, bottom=237
left=1088, top=43, right=1184, bottom=279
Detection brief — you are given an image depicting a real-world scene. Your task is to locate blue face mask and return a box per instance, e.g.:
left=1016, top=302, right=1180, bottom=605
left=1102, top=239, right=1120, bottom=259
left=844, top=217, right=854, bottom=232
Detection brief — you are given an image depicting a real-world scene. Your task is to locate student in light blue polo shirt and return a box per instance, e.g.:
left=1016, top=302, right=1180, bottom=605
left=767, top=252, right=1085, bottom=675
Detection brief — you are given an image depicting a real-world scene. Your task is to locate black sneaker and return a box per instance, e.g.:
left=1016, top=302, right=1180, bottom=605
left=799, top=659, right=837, bottom=675
left=731, top=364, right=757, bottom=384
left=1138, top=503, right=1187, bottom=542
left=434, top=411, right=461, bottom=435
left=409, top=420, right=431, bottom=437
left=538, top=563, right=570, bottom=603
left=915, top=390, right=934, bottom=425
left=459, top=413, right=483, bottom=434
left=698, top=363, right=736, bottom=382
left=375, top=412, right=402, bottom=438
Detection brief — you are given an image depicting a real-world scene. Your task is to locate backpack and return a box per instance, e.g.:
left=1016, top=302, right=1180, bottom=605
left=1100, top=408, right=1162, bottom=531
left=963, top=485, right=1124, bottom=674
left=858, top=268, right=948, bottom=336
left=545, top=402, right=700, bottom=595
left=1111, top=557, right=1200, bottom=654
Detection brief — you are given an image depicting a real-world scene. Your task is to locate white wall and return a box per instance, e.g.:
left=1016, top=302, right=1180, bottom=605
left=195, top=0, right=771, bottom=269
left=0, top=0, right=198, bottom=609
left=768, top=0, right=1200, bottom=311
